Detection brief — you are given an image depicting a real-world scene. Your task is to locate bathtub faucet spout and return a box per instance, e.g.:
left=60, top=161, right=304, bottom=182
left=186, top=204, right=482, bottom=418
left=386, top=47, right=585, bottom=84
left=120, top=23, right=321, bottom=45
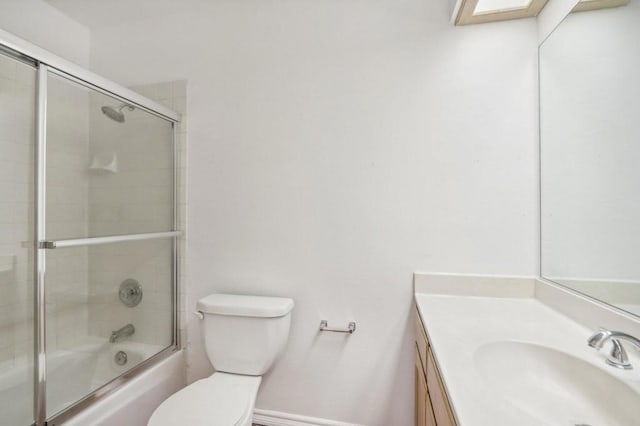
left=110, top=323, right=135, bottom=343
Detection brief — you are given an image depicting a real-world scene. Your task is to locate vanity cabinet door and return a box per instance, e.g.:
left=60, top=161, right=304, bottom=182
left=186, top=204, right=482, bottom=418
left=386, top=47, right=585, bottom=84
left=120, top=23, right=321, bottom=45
left=426, top=349, right=457, bottom=426
left=425, top=401, right=436, bottom=426
left=415, top=347, right=427, bottom=426
left=416, top=307, right=454, bottom=426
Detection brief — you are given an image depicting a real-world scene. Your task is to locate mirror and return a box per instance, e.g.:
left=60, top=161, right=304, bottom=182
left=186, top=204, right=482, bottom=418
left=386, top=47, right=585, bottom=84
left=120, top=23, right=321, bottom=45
left=540, top=0, right=639, bottom=316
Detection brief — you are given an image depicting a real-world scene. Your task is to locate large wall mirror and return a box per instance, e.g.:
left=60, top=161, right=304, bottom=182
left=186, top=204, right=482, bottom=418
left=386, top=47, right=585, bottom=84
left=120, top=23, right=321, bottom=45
left=540, top=0, right=639, bottom=316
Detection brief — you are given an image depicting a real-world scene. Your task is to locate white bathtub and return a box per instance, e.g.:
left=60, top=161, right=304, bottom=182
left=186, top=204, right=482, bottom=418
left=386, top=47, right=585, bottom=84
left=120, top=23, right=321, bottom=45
left=0, top=346, right=101, bottom=426
left=0, top=339, right=185, bottom=426
left=62, top=347, right=185, bottom=426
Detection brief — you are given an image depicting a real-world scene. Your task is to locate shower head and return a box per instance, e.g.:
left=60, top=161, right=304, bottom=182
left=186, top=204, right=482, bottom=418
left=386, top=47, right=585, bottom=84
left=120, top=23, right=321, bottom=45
left=101, top=103, right=134, bottom=123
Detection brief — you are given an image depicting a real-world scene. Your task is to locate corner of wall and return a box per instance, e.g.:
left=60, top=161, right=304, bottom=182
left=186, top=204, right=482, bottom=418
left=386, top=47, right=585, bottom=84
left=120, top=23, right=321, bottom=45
left=537, top=0, right=580, bottom=44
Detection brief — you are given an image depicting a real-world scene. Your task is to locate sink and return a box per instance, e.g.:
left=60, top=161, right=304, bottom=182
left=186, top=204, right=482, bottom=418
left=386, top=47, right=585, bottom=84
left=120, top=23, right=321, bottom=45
left=474, top=341, right=640, bottom=426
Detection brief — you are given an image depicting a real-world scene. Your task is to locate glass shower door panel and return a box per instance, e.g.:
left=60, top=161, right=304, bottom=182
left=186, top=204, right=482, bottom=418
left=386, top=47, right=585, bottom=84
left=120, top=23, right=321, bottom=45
left=44, top=70, right=176, bottom=419
left=46, top=72, right=174, bottom=241
left=45, top=238, right=173, bottom=418
left=0, top=54, right=36, bottom=425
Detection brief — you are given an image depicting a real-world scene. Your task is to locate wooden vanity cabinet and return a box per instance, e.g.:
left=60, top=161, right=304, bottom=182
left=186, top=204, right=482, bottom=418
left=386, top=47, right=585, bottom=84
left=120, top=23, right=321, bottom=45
left=415, top=308, right=457, bottom=426
left=415, top=349, right=429, bottom=426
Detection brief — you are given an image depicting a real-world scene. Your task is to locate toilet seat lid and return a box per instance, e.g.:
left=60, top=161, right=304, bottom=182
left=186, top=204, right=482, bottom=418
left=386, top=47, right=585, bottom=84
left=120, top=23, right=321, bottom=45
left=148, top=373, right=260, bottom=426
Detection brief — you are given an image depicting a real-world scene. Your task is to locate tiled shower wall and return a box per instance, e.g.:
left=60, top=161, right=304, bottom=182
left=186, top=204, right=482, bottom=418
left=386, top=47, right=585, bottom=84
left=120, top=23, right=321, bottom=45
left=0, top=57, right=92, bottom=367
left=0, top=56, right=36, bottom=368
left=87, top=81, right=187, bottom=347
left=45, top=74, right=91, bottom=352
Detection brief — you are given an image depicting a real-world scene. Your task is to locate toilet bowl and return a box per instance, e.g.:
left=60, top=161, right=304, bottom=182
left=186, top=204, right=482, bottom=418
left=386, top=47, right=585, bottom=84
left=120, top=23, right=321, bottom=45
left=148, top=294, right=294, bottom=426
left=148, top=373, right=261, bottom=426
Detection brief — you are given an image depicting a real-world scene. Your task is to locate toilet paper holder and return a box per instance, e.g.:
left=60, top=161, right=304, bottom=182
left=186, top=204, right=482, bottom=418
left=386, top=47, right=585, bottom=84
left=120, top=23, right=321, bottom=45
left=319, top=320, right=356, bottom=334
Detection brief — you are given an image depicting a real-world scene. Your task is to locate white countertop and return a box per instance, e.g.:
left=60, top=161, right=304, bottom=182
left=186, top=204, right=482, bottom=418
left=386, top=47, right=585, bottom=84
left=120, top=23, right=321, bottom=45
left=415, top=292, right=640, bottom=426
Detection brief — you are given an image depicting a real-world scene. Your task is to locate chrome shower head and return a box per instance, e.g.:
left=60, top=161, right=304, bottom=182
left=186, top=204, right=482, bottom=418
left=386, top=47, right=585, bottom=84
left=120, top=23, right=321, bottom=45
left=101, top=103, right=134, bottom=123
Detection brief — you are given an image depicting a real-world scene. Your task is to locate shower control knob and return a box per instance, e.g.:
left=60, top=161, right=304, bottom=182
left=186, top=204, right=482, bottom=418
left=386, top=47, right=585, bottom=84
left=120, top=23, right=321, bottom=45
left=119, top=278, right=143, bottom=307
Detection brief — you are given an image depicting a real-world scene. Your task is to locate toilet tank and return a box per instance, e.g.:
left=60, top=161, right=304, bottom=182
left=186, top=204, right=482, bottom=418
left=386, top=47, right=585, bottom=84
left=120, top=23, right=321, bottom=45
left=196, top=294, right=294, bottom=376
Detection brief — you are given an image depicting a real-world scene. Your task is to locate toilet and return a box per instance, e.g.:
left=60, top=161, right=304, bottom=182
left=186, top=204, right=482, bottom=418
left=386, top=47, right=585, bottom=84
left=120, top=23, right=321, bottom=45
left=148, top=293, right=295, bottom=426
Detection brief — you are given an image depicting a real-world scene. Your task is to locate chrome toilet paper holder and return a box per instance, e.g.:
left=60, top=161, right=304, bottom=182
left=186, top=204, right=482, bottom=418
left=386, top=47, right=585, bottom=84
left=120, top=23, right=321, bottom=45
left=319, top=320, right=356, bottom=334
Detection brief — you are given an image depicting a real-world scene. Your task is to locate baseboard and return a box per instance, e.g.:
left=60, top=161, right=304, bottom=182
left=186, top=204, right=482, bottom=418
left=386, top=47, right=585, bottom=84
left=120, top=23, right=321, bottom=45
left=252, top=409, right=364, bottom=426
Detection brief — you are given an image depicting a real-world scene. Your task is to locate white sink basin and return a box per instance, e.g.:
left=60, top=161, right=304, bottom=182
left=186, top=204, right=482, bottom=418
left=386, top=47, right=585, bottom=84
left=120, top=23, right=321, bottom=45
left=474, top=341, right=640, bottom=426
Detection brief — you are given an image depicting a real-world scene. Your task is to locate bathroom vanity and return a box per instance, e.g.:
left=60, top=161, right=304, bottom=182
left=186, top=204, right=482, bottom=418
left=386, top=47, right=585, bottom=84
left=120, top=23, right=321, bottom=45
left=414, top=273, right=640, bottom=426
left=405, top=2, right=640, bottom=424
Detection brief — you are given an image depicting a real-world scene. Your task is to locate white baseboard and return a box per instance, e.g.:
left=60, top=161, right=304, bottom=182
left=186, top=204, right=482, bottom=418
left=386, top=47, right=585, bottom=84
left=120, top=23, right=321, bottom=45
left=252, top=409, right=364, bottom=426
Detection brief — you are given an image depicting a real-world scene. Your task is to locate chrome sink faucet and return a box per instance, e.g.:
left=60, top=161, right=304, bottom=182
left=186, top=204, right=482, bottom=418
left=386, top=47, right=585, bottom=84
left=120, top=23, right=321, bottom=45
left=588, top=328, right=640, bottom=370
left=110, top=323, right=135, bottom=343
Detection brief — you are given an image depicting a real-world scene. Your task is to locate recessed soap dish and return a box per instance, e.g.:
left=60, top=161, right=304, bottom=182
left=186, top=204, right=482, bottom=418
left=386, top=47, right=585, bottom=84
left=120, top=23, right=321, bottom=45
left=89, top=152, right=118, bottom=174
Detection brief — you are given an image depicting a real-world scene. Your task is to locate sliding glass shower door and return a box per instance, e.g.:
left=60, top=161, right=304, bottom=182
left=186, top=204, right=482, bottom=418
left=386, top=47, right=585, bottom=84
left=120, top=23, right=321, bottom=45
left=0, top=51, right=37, bottom=426
left=41, top=69, right=177, bottom=420
left=0, top=40, right=180, bottom=425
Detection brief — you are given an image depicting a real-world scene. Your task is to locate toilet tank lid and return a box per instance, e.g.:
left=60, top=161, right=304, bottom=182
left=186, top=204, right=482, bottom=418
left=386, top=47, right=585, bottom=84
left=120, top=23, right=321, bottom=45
left=197, top=294, right=295, bottom=318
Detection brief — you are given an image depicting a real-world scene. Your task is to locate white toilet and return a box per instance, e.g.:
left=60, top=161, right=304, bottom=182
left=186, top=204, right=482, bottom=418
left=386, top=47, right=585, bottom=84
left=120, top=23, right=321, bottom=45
left=148, top=293, right=294, bottom=426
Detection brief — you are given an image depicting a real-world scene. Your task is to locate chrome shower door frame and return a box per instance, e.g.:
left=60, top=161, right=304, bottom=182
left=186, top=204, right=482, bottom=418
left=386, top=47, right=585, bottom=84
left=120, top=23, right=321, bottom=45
left=34, top=62, right=48, bottom=426
left=0, top=28, right=183, bottom=426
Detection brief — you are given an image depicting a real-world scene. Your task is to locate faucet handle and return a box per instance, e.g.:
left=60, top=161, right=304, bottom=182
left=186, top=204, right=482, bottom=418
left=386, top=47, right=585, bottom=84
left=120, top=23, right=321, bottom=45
left=587, top=328, right=612, bottom=349
left=606, top=338, right=632, bottom=370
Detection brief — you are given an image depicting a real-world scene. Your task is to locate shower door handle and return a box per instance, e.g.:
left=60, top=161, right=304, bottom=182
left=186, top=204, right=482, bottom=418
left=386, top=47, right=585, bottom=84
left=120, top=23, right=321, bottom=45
left=38, top=231, right=182, bottom=249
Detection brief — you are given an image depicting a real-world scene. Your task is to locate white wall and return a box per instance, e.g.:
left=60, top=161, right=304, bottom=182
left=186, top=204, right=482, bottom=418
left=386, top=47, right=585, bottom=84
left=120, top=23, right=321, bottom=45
left=537, top=0, right=580, bottom=43
left=540, top=1, right=640, bottom=282
left=88, top=1, right=539, bottom=424
left=0, top=0, right=90, bottom=67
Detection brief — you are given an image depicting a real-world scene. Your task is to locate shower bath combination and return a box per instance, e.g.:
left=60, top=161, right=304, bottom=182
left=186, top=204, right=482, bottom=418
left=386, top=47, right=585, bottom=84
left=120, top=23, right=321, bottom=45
left=0, top=35, right=181, bottom=425
left=101, top=102, right=135, bottom=122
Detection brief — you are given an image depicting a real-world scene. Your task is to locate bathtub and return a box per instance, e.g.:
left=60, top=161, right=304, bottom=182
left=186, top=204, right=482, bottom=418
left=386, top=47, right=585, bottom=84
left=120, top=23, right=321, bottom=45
left=0, top=339, right=185, bottom=426
left=0, top=346, right=100, bottom=426
left=61, top=346, right=185, bottom=426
